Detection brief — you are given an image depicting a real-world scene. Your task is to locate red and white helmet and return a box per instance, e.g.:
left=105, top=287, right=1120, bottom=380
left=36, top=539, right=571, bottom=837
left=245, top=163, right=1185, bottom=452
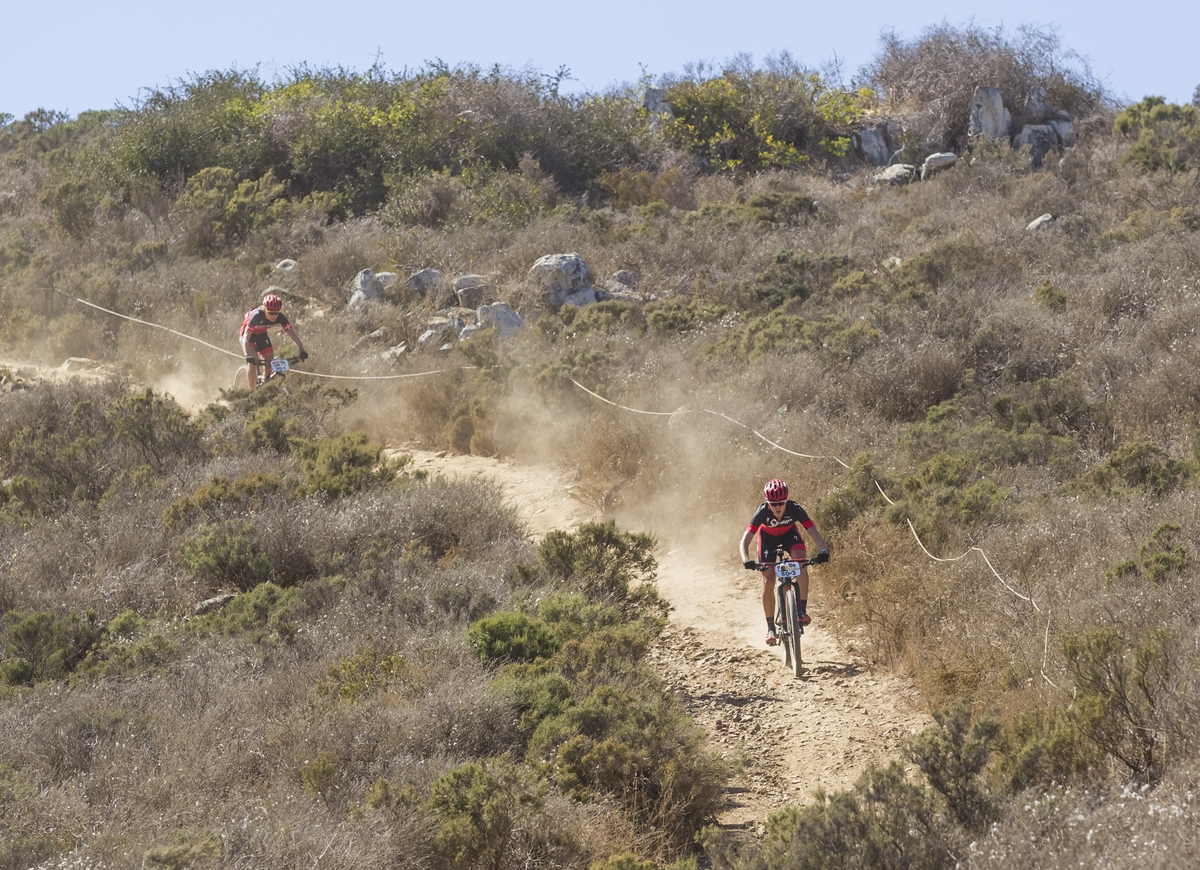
left=262, top=293, right=283, bottom=312
left=763, top=478, right=788, bottom=502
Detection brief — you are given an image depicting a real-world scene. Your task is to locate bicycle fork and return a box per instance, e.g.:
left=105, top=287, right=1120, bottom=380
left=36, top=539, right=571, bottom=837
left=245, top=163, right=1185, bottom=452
left=776, top=581, right=802, bottom=639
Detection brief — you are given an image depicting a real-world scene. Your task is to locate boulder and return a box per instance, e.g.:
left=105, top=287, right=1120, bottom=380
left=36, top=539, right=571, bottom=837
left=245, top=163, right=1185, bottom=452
left=643, top=87, right=672, bottom=117
left=921, top=152, right=958, bottom=180
left=610, top=270, right=638, bottom=287
left=454, top=275, right=491, bottom=309
left=382, top=344, right=407, bottom=363
left=852, top=124, right=893, bottom=167
left=353, top=268, right=384, bottom=297
left=1026, top=213, right=1055, bottom=232
left=562, top=287, right=598, bottom=309
left=528, top=252, right=593, bottom=311
left=1013, top=124, right=1059, bottom=167
left=405, top=268, right=442, bottom=297
left=275, top=258, right=297, bottom=272
left=1023, top=86, right=1051, bottom=122
left=873, top=164, right=916, bottom=185
left=417, top=325, right=450, bottom=350
left=1051, top=119, right=1076, bottom=148
left=195, top=594, right=236, bottom=616
left=60, top=357, right=99, bottom=371
left=375, top=271, right=399, bottom=291
left=968, top=86, right=1012, bottom=141
left=476, top=302, right=526, bottom=337
left=349, top=268, right=385, bottom=313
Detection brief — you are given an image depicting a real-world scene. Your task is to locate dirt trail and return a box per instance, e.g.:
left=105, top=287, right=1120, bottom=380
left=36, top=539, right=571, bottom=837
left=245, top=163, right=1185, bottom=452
left=403, top=448, right=930, bottom=829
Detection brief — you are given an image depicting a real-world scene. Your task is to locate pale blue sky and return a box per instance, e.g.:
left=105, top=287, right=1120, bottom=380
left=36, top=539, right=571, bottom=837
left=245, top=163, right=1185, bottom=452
left=2, top=1, right=1196, bottom=119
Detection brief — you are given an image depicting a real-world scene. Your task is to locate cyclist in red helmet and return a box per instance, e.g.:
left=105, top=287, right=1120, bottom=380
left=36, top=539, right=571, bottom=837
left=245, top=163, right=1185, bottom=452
left=739, top=478, right=829, bottom=646
left=239, top=291, right=308, bottom=389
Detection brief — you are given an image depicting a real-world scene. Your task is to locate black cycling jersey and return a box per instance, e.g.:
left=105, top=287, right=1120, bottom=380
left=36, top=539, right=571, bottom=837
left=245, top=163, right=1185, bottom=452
left=746, top=500, right=815, bottom=537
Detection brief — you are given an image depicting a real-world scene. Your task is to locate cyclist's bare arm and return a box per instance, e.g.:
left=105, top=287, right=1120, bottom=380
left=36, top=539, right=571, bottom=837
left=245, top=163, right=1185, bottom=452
left=283, top=324, right=306, bottom=356
left=738, top=528, right=755, bottom=563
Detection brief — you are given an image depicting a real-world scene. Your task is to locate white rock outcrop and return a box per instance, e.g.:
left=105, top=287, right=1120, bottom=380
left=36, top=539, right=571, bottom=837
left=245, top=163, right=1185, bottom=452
left=476, top=302, right=526, bottom=337
left=528, top=252, right=593, bottom=311
left=968, top=87, right=1012, bottom=141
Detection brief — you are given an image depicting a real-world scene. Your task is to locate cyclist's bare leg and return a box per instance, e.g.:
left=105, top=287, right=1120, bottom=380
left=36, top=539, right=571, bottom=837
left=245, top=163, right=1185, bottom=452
left=760, top=570, right=775, bottom=619
left=245, top=353, right=258, bottom=390
left=260, top=349, right=275, bottom=382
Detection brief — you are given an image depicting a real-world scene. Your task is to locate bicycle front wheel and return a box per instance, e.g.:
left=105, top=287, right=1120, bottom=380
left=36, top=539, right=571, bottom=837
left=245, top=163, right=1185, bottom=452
left=782, top=585, right=803, bottom=678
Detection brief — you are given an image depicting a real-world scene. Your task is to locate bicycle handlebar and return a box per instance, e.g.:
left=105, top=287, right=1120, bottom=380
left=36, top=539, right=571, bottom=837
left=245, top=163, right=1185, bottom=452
left=254, top=355, right=305, bottom=368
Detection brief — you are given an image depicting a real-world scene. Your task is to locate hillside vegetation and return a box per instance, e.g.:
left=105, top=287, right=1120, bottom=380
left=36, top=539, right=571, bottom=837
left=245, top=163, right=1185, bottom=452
left=3, top=22, right=1200, bottom=870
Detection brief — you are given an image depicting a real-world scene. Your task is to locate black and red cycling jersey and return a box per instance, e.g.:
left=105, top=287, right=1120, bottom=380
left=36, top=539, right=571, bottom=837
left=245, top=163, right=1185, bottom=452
left=240, top=308, right=292, bottom=338
left=747, top=500, right=815, bottom=560
left=747, top=500, right=815, bottom=537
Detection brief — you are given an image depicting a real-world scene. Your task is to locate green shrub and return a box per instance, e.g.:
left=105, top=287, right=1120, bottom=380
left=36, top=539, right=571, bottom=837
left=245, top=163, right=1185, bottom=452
left=175, top=167, right=290, bottom=254
left=142, top=831, right=222, bottom=869
left=1088, top=443, right=1192, bottom=497
left=1062, top=627, right=1178, bottom=784
left=427, top=755, right=547, bottom=869
left=662, top=58, right=867, bottom=173
left=644, top=298, right=728, bottom=336
left=319, top=642, right=416, bottom=702
left=815, top=452, right=890, bottom=531
left=93, top=633, right=179, bottom=678
left=712, top=762, right=953, bottom=870
left=1108, top=523, right=1190, bottom=584
left=194, top=582, right=298, bottom=641
left=293, top=432, right=397, bottom=496
left=899, top=234, right=999, bottom=291
left=163, top=472, right=287, bottom=531
left=180, top=520, right=271, bottom=591
left=496, top=666, right=574, bottom=734
left=469, top=611, right=561, bottom=664
left=1033, top=280, right=1068, bottom=312
left=1138, top=523, right=1189, bottom=582
left=106, top=389, right=204, bottom=473
left=1113, top=96, right=1200, bottom=173
left=743, top=191, right=818, bottom=226
left=597, top=166, right=691, bottom=209
left=569, top=301, right=642, bottom=335
left=1, top=610, right=102, bottom=685
left=902, top=699, right=1000, bottom=831
left=534, top=521, right=658, bottom=604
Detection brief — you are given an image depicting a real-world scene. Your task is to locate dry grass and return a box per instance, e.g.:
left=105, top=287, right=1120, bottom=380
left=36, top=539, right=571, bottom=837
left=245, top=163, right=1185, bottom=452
left=6, top=88, right=1200, bottom=866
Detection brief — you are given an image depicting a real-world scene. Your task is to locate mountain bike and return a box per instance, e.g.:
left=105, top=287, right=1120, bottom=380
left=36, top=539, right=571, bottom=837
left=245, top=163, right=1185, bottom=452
left=757, top=551, right=816, bottom=679
left=229, top=355, right=304, bottom=391
left=247, top=355, right=305, bottom=391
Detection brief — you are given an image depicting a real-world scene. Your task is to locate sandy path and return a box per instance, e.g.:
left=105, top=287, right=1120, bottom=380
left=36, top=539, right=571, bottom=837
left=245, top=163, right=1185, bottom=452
left=399, top=447, right=930, bottom=829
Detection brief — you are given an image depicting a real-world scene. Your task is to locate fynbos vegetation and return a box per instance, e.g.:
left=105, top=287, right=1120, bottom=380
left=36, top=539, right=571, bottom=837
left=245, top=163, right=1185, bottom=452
left=3, top=20, right=1200, bottom=869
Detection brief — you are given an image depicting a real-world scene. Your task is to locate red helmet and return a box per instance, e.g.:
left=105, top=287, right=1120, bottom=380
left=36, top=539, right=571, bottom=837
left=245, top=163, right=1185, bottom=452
left=262, top=293, right=283, bottom=312
left=763, top=478, right=788, bottom=502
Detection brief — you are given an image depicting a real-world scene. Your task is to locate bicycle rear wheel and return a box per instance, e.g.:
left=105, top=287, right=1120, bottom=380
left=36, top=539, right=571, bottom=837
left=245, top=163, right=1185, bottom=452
left=782, top=585, right=803, bottom=678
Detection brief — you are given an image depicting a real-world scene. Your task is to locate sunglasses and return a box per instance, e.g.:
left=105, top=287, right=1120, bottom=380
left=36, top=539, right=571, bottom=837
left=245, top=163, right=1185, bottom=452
left=767, top=500, right=786, bottom=507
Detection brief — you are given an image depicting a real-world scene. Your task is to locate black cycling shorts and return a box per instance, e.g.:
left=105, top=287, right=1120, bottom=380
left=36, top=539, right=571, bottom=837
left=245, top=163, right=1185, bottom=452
left=244, top=332, right=273, bottom=354
left=757, top=531, right=805, bottom=562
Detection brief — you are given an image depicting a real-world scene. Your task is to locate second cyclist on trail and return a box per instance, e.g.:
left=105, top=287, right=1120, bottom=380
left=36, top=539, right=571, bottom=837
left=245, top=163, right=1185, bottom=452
left=739, top=478, right=829, bottom=646
left=239, top=291, right=308, bottom=390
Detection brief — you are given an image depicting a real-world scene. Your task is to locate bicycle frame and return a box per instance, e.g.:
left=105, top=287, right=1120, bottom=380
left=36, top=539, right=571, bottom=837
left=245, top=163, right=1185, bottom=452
left=253, top=356, right=301, bottom=387
left=772, top=559, right=807, bottom=678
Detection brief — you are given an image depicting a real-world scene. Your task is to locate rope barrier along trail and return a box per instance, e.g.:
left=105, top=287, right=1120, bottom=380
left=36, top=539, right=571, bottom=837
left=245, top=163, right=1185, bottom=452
left=568, top=377, right=1042, bottom=617
left=54, top=288, right=470, bottom=381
